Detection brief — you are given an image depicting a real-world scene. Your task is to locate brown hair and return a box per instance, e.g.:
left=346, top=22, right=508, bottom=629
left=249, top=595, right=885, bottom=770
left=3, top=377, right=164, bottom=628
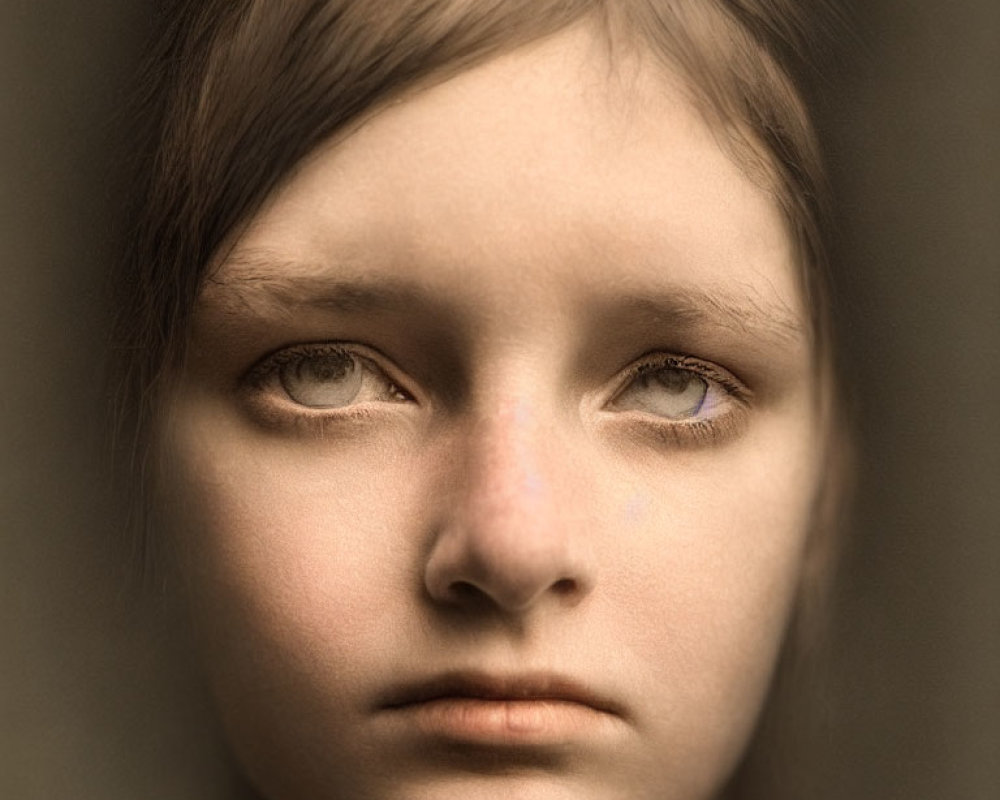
left=110, top=0, right=848, bottom=792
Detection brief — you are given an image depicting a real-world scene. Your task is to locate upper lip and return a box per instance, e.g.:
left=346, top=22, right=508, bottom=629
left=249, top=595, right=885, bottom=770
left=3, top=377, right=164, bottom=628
left=377, top=670, right=625, bottom=718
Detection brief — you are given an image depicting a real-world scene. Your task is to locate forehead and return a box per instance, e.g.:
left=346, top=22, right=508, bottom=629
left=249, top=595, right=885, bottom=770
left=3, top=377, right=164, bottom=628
left=210, top=24, right=805, bottom=340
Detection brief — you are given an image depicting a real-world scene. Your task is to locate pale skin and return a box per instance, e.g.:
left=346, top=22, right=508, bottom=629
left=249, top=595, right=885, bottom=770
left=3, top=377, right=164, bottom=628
left=161, top=22, right=823, bottom=800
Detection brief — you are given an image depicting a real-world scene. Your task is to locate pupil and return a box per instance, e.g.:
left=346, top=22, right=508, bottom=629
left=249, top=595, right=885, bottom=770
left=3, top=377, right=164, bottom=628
left=302, top=353, right=352, bottom=382
left=652, top=368, right=693, bottom=393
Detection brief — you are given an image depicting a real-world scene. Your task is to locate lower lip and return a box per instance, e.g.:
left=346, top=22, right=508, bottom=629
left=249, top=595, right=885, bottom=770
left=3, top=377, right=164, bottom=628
left=388, top=697, right=611, bottom=744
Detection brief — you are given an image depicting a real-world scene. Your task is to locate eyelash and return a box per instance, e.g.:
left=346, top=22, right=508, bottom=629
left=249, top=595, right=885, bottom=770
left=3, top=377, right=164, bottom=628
left=607, top=353, right=751, bottom=446
left=241, top=343, right=413, bottom=431
left=240, top=343, right=750, bottom=444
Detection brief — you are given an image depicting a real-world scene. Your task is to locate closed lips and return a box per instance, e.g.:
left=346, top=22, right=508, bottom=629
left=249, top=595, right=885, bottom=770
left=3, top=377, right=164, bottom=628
left=378, top=670, right=624, bottom=716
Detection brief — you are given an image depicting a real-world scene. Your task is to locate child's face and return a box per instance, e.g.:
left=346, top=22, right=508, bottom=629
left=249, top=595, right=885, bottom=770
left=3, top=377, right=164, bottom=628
left=163, top=25, right=822, bottom=800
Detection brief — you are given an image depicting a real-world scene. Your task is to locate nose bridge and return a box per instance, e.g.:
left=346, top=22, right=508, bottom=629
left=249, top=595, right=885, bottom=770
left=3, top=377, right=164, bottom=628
left=469, top=396, right=549, bottom=525
left=461, top=392, right=571, bottom=582
left=423, top=382, right=595, bottom=614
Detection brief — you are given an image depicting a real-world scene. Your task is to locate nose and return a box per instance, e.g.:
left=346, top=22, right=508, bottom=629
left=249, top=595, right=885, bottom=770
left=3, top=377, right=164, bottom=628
left=423, top=398, right=596, bottom=614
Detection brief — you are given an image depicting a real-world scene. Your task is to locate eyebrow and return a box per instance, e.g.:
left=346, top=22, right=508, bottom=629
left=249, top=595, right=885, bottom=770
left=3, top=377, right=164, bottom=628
left=201, top=254, right=433, bottom=318
left=602, top=285, right=808, bottom=348
left=201, top=250, right=808, bottom=347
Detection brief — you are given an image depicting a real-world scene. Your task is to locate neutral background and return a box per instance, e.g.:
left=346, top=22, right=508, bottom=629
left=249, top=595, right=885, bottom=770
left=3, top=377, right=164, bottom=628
left=2, top=2, right=997, bottom=798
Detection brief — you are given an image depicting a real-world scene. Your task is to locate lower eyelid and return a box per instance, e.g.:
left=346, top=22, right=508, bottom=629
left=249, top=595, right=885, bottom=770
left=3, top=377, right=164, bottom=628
left=240, top=343, right=750, bottom=439
left=610, top=405, right=751, bottom=449
left=239, top=391, right=401, bottom=434
left=601, top=353, right=752, bottom=445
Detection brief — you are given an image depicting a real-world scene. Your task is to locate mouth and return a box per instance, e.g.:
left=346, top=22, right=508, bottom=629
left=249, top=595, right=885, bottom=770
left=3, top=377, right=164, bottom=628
left=377, top=670, right=625, bottom=746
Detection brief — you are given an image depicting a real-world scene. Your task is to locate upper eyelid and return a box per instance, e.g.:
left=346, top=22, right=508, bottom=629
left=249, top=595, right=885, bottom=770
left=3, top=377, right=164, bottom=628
left=613, top=352, right=751, bottom=401
left=600, top=353, right=753, bottom=445
left=243, top=341, right=410, bottom=393
left=241, top=341, right=749, bottom=410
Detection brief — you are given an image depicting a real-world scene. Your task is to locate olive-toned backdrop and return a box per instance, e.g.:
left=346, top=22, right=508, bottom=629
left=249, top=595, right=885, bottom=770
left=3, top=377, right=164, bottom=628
left=2, top=2, right=997, bottom=798
left=816, top=2, right=1000, bottom=797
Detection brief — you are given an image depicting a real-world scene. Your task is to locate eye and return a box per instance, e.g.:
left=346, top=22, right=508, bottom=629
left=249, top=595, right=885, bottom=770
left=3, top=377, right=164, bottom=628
left=246, top=343, right=411, bottom=411
left=609, top=355, right=747, bottom=425
left=615, top=365, right=708, bottom=419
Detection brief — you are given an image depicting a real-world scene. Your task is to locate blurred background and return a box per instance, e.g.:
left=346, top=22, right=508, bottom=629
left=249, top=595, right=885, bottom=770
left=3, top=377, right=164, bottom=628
left=2, top=2, right=997, bottom=798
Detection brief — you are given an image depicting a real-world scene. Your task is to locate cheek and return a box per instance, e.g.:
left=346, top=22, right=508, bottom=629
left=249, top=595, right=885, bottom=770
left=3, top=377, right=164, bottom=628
left=605, top=422, right=819, bottom=746
left=159, top=387, right=821, bottom=799
left=166, top=425, right=419, bottom=653
left=159, top=402, right=434, bottom=797
left=159, top=400, right=432, bottom=715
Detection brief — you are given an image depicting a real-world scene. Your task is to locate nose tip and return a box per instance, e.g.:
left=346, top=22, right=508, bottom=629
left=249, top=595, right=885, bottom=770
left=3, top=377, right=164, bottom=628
left=422, top=402, right=596, bottom=615
left=424, top=527, right=591, bottom=613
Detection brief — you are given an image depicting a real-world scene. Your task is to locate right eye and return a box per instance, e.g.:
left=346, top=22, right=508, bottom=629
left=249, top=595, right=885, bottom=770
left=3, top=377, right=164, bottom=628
left=246, top=343, right=412, bottom=410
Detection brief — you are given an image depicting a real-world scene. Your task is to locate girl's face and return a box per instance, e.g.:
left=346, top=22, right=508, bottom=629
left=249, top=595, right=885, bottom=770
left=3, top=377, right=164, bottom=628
left=163, top=25, right=822, bottom=800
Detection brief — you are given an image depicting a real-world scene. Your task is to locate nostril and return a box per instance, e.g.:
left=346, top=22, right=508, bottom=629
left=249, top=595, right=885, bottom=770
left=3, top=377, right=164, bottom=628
left=440, top=576, right=579, bottom=611
left=450, top=581, right=482, bottom=602
left=423, top=516, right=597, bottom=613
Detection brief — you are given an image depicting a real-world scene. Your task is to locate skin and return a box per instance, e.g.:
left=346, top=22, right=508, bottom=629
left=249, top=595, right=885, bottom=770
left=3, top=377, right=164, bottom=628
left=161, top=23, right=822, bottom=800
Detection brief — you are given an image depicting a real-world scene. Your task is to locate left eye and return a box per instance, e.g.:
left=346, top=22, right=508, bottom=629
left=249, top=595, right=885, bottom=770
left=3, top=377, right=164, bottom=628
left=610, top=358, right=735, bottom=421
left=251, top=345, right=410, bottom=409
